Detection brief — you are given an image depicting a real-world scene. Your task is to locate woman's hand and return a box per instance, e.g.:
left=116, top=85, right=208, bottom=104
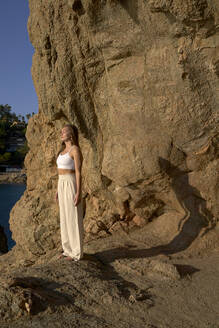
left=55, top=191, right=58, bottom=203
left=74, top=192, right=81, bottom=206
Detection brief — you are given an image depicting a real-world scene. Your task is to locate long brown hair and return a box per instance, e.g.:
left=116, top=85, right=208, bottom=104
left=57, top=124, right=80, bottom=158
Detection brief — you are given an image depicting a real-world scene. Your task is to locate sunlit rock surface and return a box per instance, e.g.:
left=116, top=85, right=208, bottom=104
left=8, top=0, right=219, bottom=257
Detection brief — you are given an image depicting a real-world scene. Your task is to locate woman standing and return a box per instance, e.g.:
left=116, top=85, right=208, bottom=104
left=55, top=124, right=84, bottom=261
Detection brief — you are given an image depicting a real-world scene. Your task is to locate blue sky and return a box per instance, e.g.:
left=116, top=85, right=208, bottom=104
left=0, top=0, right=38, bottom=120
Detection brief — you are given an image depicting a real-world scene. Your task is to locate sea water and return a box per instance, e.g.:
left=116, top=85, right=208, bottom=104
left=0, top=183, right=26, bottom=250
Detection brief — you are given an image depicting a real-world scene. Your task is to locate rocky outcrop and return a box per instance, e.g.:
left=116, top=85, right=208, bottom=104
left=9, top=0, right=218, bottom=257
left=0, top=225, right=8, bottom=254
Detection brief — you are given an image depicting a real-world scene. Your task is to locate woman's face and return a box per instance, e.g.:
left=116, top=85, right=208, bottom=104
left=60, top=127, right=70, bottom=141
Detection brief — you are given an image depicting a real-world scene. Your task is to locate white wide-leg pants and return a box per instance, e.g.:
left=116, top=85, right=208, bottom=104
left=58, top=173, right=84, bottom=260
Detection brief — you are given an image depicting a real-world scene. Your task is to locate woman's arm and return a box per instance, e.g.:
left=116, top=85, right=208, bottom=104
left=71, top=146, right=83, bottom=196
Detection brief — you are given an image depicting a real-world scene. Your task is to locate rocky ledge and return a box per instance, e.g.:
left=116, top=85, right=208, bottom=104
left=0, top=224, right=218, bottom=328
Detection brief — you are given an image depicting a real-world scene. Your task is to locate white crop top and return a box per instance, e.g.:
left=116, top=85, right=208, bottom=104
left=56, top=146, right=75, bottom=170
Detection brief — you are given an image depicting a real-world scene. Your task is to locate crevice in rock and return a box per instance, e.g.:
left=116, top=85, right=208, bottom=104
left=118, top=0, right=139, bottom=24
left=52, top=48, right=58, bottom=67
left=212, top=58, right=219, bottom=77
left=126, top=179, right=145, bottom=190
left=0, top=225, right=8, bottom=254
left=44, top=35, right=51, bottom=50
left=72, top=0, right=85, bottom=16
left=101, top=174, right=112, bottom=187
left=53, top=109, right=69, bottom=121
left=123, top=199, right=135, bottom=221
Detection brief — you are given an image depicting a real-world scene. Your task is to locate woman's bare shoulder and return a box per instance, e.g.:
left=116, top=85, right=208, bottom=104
left=70, top=145, right=80, bottom=153
left=70, top=145, right=83, bottom=160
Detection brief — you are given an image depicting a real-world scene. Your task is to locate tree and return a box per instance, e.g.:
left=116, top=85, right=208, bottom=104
left=0, top=104, right=12, bottom=120
left=0, top=152, right=12, bottom=163
left=26, top=113, right=31, bottom=121
left=0, top=104, right=29, bottom=165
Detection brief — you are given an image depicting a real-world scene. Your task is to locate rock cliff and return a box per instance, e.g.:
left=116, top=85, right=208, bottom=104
left=9, top=0, right=218, bottom=257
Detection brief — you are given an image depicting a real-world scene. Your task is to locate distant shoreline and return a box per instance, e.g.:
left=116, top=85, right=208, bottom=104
left=0, top=170, right=26, bottom=185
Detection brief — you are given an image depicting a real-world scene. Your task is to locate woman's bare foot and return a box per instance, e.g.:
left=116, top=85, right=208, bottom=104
left=65, top=256, right=79, bottom=261
left=65, top=256, right=74, bottom=261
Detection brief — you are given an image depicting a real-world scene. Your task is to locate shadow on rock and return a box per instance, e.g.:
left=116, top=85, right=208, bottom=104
left=1, top=276, right=75, bottom=318
left=158, top=157, right=213, bottom=253
left=93, top=158, right=214, bottom=265
left=90, top=255, right=155, bottom=307
left=173, top=264, right=200, bottom=278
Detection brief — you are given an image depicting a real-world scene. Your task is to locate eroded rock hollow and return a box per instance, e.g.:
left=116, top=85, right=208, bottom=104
left=0, top=225, right=8, bottom=254
left=9, top=0, right=218, bottom=256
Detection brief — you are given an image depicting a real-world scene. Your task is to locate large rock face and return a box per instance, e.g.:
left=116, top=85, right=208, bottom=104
left=10, top=0, right=218, bottom=256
